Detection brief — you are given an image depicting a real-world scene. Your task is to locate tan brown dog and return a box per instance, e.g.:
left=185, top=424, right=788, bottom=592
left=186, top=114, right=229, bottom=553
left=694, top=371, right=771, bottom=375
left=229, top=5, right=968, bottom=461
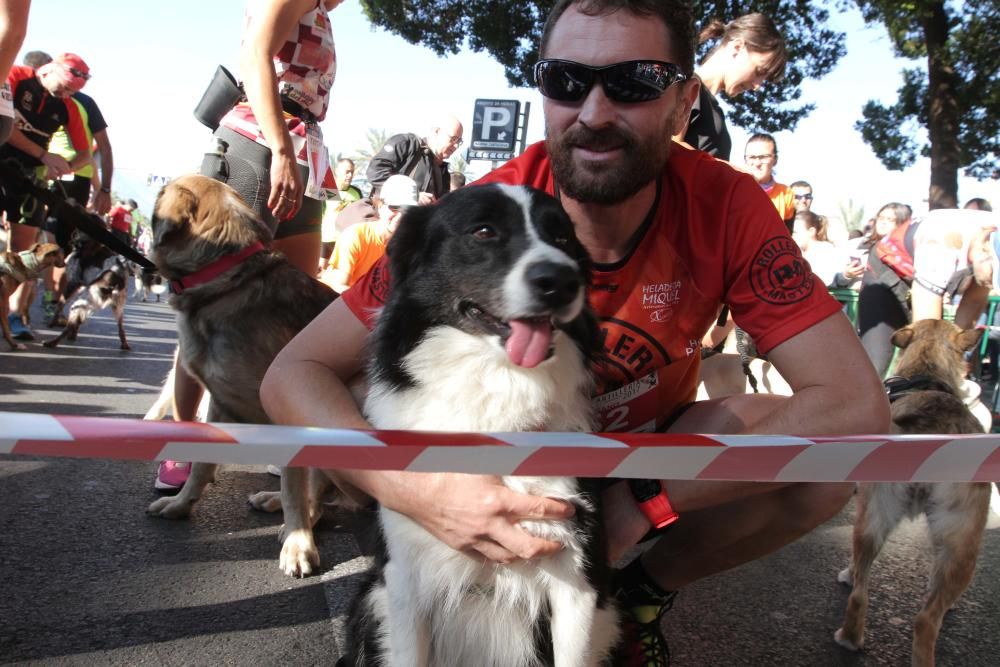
left=835, top=319, right=992, bottom=667
left=0, top=242, right=64, bottom=351
left=145, top=174, right=337, bottom=578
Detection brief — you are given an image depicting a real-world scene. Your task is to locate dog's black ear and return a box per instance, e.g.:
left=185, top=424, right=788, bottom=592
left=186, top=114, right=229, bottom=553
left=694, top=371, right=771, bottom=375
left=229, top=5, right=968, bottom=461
left=890, top=325, right=915, bottom=349
left=151, top=184, right=197, bottom=249
left=385, top=205, right=433, bottom=284
left=955, top=327, right=983, bottom=354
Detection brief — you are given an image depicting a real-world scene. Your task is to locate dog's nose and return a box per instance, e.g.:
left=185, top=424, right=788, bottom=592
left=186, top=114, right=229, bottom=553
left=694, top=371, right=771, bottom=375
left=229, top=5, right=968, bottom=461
left=526, top=261, right=581, bottom=308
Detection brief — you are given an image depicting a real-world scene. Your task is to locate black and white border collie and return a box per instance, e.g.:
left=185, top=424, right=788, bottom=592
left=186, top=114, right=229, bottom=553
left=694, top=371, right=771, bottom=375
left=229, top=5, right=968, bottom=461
left=341, top=184, right=620, bottom=667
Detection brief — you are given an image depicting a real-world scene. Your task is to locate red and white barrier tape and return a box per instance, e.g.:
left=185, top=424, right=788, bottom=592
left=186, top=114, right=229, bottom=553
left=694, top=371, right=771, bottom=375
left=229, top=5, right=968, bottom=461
left=2, top=411, right=999, bottom=482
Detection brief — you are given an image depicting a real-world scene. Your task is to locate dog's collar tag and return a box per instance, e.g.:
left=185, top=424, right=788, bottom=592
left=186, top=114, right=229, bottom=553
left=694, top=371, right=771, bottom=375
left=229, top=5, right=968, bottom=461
left=169, top=241, right=266, bottom=294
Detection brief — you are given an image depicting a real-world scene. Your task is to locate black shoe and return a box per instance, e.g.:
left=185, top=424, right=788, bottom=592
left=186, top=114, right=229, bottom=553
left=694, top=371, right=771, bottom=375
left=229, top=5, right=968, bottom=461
left=612, top=560, right=677, bottom=666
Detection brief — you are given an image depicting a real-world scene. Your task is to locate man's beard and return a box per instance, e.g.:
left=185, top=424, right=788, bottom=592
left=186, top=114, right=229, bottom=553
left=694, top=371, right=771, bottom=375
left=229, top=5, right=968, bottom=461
left=546, top=122, right=671, bottom=205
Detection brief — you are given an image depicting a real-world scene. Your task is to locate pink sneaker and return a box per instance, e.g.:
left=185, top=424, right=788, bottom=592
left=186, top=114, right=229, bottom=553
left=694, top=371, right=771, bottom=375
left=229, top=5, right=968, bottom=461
left=155, top=460, right=191, bottom=490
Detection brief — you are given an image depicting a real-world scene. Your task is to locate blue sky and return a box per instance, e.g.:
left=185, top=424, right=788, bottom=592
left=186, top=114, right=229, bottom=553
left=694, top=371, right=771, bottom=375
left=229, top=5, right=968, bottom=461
left=18, top=1, right=997, bottom=224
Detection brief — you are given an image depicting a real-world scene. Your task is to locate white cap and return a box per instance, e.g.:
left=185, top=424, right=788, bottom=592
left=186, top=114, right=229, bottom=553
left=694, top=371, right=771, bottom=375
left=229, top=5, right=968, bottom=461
left=380, top=174, right=419, bottom=207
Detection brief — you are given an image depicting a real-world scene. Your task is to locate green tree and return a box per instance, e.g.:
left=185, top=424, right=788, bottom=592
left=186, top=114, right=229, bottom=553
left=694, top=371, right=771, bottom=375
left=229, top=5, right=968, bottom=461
left=852, top=0, right=999, bottom=209
left=359, top=1, right=845, bottom=132
left=449, top=152, right=474, bottom=180
left=836, top=198, right=866, bottom=234
left=347, top=127, right=391, bottom=176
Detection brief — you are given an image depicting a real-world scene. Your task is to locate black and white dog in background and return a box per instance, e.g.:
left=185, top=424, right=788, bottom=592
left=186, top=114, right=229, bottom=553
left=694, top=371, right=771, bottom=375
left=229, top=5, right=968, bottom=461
left=44, top=239, right=131, bottom=350
left=340, top=184, right=620, bottom=667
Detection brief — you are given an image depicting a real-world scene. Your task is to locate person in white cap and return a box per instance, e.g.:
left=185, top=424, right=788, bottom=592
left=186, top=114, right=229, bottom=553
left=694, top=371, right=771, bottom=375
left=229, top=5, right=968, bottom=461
left=320, top=174, right=419, bottom=293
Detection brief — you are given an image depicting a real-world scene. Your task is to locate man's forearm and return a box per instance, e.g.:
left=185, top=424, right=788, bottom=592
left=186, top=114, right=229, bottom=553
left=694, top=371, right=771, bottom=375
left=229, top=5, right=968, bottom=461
left=96, top=130, right=113, bottom=191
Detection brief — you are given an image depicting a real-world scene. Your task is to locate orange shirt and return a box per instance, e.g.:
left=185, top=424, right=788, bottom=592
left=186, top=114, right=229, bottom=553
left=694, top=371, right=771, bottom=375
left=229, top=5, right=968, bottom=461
left=321, top=221, right=387, bottom=290
left=343, top=142, right=840, bottom=433
left=764, top=181, right=796, bottom=224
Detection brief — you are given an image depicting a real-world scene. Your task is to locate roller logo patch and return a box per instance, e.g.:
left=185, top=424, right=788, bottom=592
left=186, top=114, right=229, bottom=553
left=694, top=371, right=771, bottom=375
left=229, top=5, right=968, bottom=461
left=750, top=236, right=813, bottom=304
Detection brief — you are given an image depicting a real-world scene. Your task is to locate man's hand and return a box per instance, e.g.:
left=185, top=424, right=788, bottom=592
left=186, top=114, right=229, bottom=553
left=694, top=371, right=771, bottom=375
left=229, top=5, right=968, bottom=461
left=390, top=472, right=576, bottom=564
left=40, top=153, right=71, bottom=179
left=417, top=191, right=436, bottom=206
left=90, top=189, right=112, bottom=216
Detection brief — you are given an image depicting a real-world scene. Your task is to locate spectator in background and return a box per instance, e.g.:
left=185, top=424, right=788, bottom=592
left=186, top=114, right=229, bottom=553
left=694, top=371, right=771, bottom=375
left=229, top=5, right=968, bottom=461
left=790, top=180, right=813, bottom=213
left=366, top=116, right=463, bottom=204
left=792, top=210, right=862, bottom=289
left=0, top=0, right=31, bottom=145
left=319, top=157, right=363, bottom=271
left=319, top=174, right=417, bottom=293
left=21, top=51, right=115, bottom=217
left=965, top=197, right=993, bottom=212
left=1, top=51, right=91, bottom=340
left=449, top=171, right=466, bottom=191
left=744, top=132, right=795, bottom=232
left=679, top=13, right=786, bottom=161
left=107, top=198, right=136, bottom=247
left=22, top=50, right=115, bottom=322
left=857, top=202, right=914, bottom=375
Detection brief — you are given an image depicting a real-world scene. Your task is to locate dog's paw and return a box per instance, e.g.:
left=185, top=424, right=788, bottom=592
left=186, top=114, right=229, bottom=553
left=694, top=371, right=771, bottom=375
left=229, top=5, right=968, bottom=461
left=120, top=342, right=131, bottom=351
left=837, top=567, right=852, bottom=586
left=8, top=342, right=27, bottom=351
left=833, top=628, right=861, bottom=651
left=42, top=339, right=57, bottom=348
left=279, top=528, right=319, bottom=578
left=248, top=490, right=283, bottom=513
left=147, top=496, right=194, bottom=519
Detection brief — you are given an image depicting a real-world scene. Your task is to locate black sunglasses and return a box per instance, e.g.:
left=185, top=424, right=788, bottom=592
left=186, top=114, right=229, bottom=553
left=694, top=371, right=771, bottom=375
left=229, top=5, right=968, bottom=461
left=793, top=194, right=814, bottom=201
left=534, top=59, right=687, bottom=104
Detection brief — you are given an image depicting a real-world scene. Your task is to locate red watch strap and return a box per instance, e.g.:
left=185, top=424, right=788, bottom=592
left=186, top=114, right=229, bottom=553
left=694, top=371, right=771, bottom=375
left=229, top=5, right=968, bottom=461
left=637, top=490, right=679, bottom=530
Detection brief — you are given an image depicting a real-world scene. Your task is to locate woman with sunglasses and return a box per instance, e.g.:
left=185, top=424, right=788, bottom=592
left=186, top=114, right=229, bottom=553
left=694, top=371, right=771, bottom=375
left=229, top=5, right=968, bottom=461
left=680, top=13, right=787, bottom=161
left=156, top=0, right=345, bottom=491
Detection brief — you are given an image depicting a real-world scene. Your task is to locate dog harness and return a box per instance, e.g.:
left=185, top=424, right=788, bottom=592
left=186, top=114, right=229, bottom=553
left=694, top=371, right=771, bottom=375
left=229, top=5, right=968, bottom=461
left=883, top=375, right=955, bottom=403
left=168, top=241, right=266, bottom=294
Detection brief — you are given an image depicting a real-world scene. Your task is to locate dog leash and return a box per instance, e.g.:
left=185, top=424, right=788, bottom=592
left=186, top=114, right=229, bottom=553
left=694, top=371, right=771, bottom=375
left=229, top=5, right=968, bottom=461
left=0, top=159, right=157, bottom=271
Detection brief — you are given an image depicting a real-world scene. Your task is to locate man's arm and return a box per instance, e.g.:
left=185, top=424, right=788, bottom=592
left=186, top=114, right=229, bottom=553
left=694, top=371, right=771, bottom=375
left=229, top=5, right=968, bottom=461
left=90, top=128, right=113, bottom=214
left=0, top=0, right=30, bottom=79
left=742, top=312, right=889, bottom=435
left=365, top=134, right=411, bottom=193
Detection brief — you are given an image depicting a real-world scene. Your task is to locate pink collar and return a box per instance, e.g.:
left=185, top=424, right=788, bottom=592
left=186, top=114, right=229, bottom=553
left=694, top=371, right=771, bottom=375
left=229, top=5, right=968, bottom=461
left=169, top=241, right=266, bottom=294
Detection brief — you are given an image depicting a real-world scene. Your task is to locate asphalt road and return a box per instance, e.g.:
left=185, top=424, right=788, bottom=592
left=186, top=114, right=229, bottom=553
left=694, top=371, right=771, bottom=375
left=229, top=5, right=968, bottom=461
left=1, top=291, right=998, bottom=666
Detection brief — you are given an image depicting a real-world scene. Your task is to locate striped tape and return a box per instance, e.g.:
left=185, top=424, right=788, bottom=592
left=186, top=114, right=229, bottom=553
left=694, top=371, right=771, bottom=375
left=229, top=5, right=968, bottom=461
left=2, top=411, right=999, bottom=482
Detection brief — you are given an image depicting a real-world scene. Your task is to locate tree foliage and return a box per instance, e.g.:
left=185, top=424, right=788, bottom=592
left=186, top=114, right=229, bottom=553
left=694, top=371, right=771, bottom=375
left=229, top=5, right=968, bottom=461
left=852, top=0, right=999, bottom=208
left=359, top=0, right=845, bottom=132
left=346, top=127, right=391, bottom=176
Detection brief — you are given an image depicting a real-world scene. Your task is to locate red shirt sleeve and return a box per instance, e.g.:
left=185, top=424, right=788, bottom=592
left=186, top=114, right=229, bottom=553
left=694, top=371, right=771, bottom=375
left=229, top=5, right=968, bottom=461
left=722, top=176, right=841, bottom=353
left=341, top=255, right=391, bottom=330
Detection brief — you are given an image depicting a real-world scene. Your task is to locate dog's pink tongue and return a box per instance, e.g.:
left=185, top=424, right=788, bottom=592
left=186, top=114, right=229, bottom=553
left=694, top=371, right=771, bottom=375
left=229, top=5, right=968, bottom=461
left=505, top=319, right=553, bottom=368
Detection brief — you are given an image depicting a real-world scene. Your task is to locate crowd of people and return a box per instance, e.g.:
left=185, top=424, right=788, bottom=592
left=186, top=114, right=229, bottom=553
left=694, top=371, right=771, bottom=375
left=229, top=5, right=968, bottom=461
left=2, top=0, right=998, bottom=665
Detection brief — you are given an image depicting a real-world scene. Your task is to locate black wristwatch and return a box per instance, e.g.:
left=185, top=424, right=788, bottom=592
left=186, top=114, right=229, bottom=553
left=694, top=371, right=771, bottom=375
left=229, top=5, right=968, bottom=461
left=627, top=479, right=679, bottom=529
left=100, top=186, right=111, bottom=193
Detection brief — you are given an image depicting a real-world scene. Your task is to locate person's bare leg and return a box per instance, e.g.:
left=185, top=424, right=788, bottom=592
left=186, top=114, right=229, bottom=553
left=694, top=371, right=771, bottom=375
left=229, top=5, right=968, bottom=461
left=273, top=231, right=321, bottom=277
left=7, top=224, right=39, bottom=320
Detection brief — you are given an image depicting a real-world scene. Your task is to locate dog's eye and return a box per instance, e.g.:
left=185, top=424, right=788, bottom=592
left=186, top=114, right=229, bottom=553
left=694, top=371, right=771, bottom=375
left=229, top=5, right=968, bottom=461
left=471, top=225, right=497, bottom=240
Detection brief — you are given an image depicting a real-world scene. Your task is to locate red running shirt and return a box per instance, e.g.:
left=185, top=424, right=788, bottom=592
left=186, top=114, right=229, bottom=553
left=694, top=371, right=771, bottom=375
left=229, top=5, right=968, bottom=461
left=343, top=142, right=840, bottom=433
